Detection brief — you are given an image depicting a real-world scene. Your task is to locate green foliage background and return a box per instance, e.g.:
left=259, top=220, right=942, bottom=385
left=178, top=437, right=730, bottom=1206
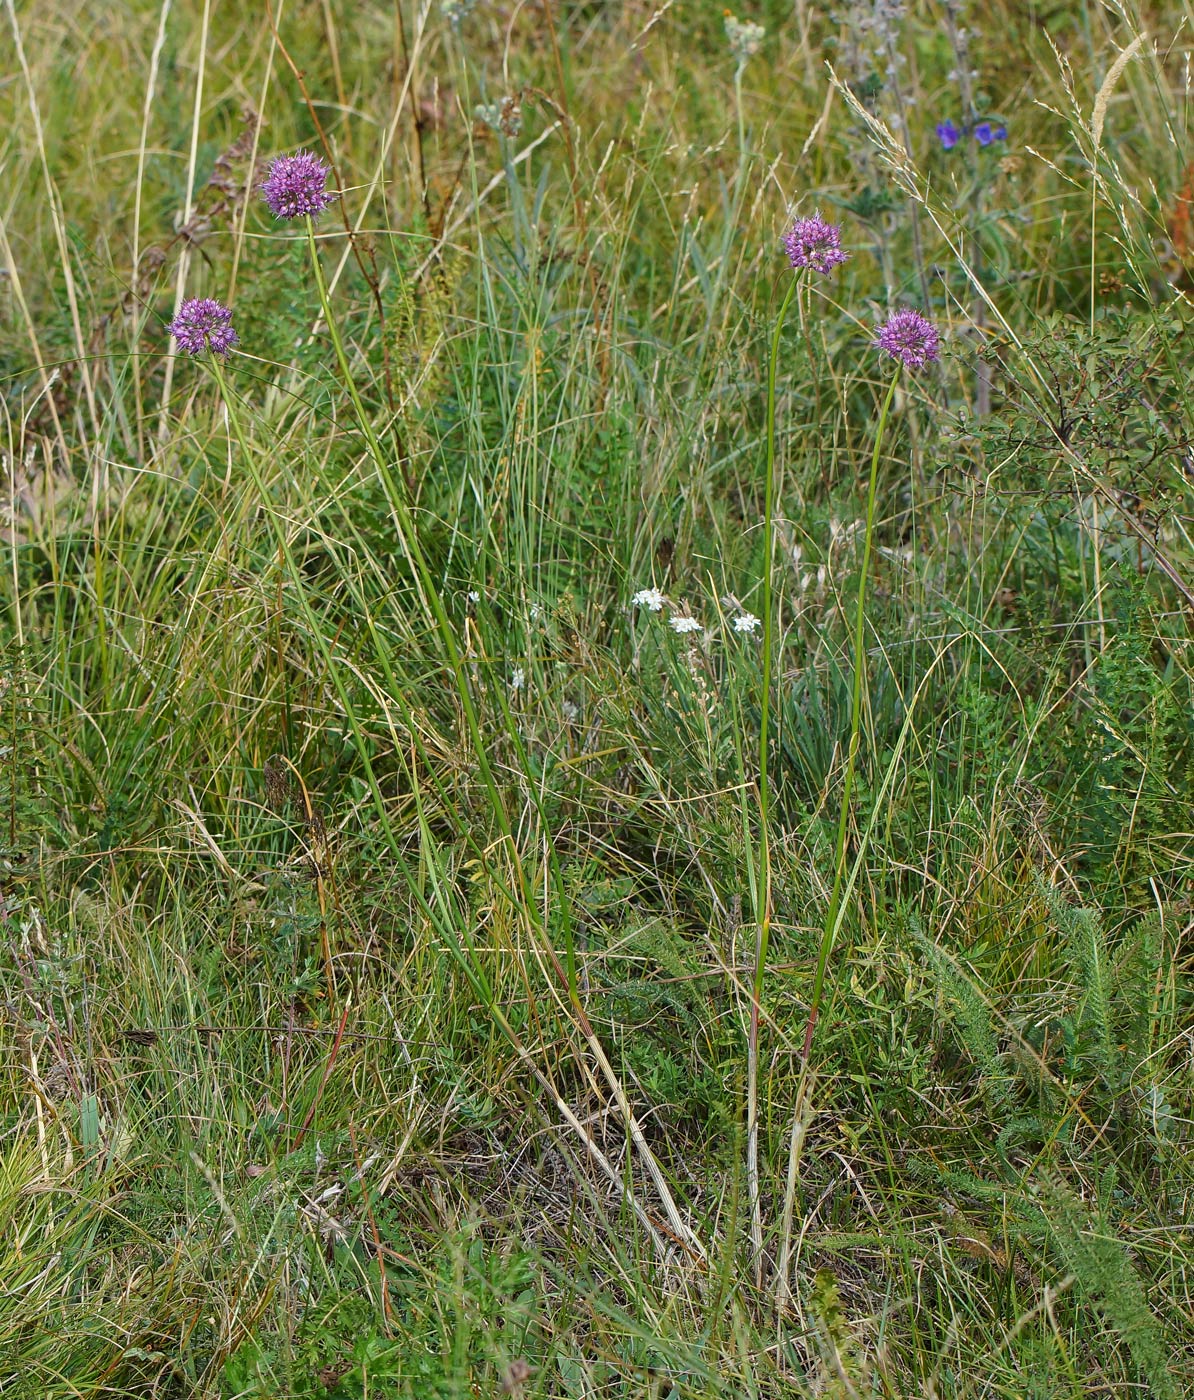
left=2, top=0, right=1194, bottom=1394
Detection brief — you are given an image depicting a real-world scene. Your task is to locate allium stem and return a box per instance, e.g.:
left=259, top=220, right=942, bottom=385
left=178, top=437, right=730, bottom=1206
left=304, top=217, right=394, bottom=492
left=801, top=368, right=900, bottom=1065
left=747, top=270, right=798, bottom=1285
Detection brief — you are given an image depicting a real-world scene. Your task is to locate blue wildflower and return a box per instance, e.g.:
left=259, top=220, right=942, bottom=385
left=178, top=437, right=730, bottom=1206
left=974, top=121, right=1007, bottom=147
left=936, top=120, right=961, bottom=150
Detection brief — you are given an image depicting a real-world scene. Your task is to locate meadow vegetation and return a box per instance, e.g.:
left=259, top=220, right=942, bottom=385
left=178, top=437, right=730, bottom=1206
left=3, top=0, right=1194, bottom=1393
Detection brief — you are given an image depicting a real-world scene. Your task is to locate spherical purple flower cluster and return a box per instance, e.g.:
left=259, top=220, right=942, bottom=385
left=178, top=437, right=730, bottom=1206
left=260, top=151, right=336, bottom=221
left=168, top=297, right=239, bottom=356
left=783, top=214, right=849, bottom=276
left=873, top=309, right=940, bottom=370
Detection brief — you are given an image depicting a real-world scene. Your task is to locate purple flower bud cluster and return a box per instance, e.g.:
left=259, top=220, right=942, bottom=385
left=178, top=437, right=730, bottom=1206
left=168, top=150, right=342, bottom=360
left=166, top=178, right=940, bottom=374
left=782, top=211, right=941, bottom=371
left=936, top=119, right=1007, bottom=150
left=259, top=150, right=336, bottom=221
left=168, top=298, right=239, bottom=356
left=873, top=308, right=940, bottom=369
left=783, top=214, right=849, bottom=275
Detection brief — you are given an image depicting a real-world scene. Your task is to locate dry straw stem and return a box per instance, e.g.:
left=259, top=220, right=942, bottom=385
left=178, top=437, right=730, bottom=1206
left=156, top=0, right=213, bottom=442
left=3, top=0, right=98, bottom=447
left=515, top=883, right=707, bottom=1261
left=413, top=120, right=565, bottom=283
left=227, top=3, right=282, bottom=303
left=0, top=249, right=68, bottom=470
left=130, top=0, right=174, bottom=458
left=1085, top=30, right=1147, bottom=643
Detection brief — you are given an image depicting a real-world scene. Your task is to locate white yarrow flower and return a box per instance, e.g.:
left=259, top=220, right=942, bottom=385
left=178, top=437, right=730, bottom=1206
left=631, top=587, right=667, bottom=612
left=732, top=612, right=761, bottom=634
left=669, top=616, right=702, bottom=635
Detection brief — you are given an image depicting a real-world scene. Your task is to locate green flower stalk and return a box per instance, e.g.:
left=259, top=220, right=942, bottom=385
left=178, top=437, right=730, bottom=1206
left=748, top=213, right=848, bottom=1281
left=801, top=307, right=940, bottom=1063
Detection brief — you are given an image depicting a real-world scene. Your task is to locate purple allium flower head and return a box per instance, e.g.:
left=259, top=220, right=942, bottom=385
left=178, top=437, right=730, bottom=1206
left=874, top=309, right=940, bottom=370
left=936, top=120, right=961, bottom=150
left=783, top=213, right=849, bottom=276
left=168, top=297, right=239, bottom=356
left=260, top=150, right=336, bottom=221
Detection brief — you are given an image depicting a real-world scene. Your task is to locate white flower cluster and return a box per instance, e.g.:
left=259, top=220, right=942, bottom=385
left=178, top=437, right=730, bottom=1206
left=631, top=585, right=761, bottom=640
left=631, top=586, right=667, bottom=612
left=476, top=95, right=522, bottom=138
left=441, top=0, right=478, bottom=30
left=724, top=13, right=765, bottom=69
